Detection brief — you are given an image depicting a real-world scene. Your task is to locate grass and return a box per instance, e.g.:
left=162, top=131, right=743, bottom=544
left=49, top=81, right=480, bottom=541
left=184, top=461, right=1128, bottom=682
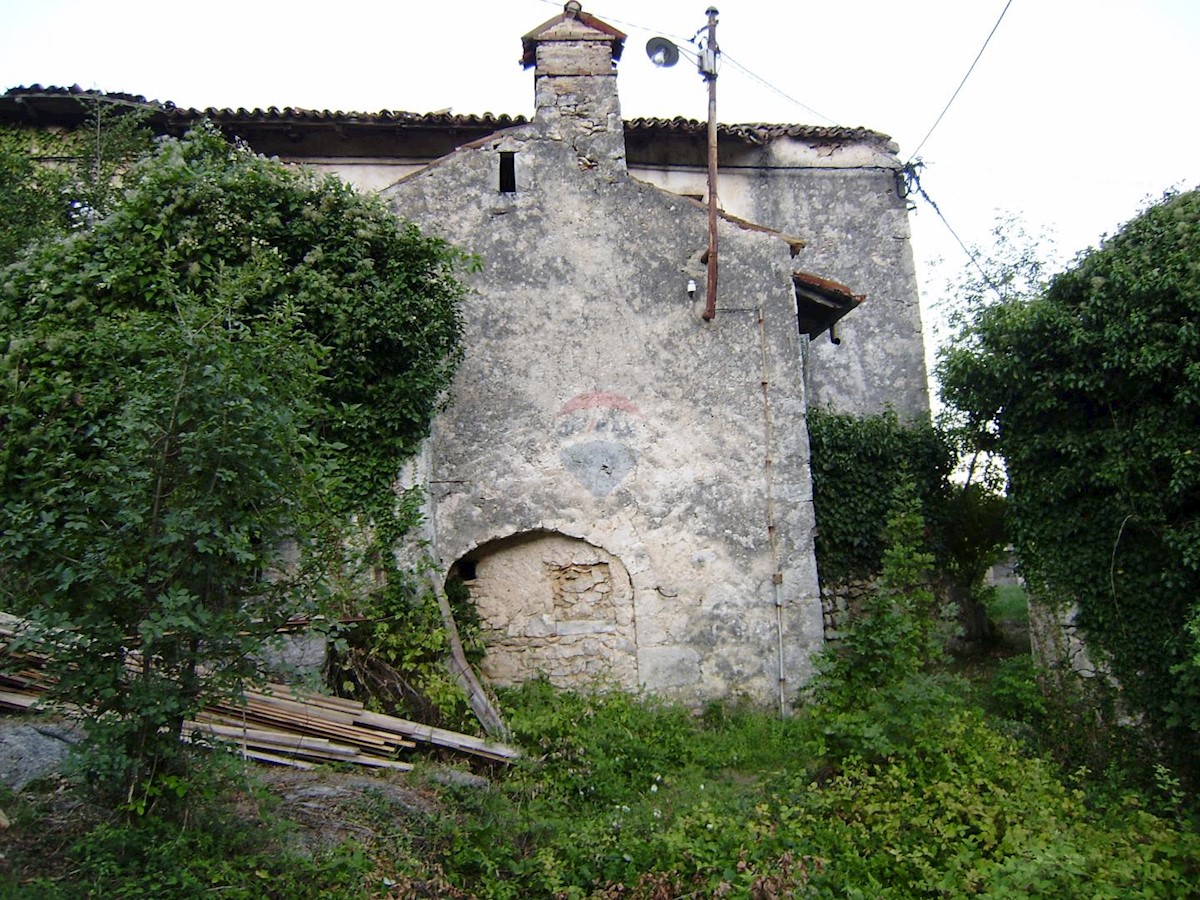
left=990, top=582, right=1030, bottom=625
left=4, top=582, right=1197, bottom=898
left=8, top=663, right=1197, bottom=899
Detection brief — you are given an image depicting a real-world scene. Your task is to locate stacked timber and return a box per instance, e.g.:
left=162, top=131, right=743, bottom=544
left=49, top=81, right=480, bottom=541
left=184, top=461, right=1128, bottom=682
left=0, top=615, right=518, bottom=770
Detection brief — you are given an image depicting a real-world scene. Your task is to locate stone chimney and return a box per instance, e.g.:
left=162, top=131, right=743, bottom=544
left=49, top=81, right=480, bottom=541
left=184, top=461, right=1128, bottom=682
left=520, top=1, right=627, bottom=170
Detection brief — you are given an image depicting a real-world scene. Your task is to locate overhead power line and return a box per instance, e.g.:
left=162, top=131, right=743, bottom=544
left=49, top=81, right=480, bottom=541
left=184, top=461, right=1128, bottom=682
left=900, top=163, right=1006, bottom=300
left=575, top=1, right=839, bottom=126
left=907, top=0, right=1014, bottom=163
left=537, top=0, right=694, bottom=48
left=720, top=53, right=839, bottom=127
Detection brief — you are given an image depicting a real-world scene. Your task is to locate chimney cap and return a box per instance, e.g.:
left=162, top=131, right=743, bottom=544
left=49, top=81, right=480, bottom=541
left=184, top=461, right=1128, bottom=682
left=520, top=2, right=626, bottom=69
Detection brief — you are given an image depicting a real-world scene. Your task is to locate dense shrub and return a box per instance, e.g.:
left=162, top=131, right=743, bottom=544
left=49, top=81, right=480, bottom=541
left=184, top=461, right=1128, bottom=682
left=0, top=125, right=468, bottom=809
left=939, top=189, right=1200, bottom=777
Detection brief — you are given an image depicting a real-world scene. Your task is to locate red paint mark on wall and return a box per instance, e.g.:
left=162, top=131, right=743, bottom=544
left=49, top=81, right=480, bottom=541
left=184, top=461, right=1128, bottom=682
left=558, top=391, right=641, bottom=417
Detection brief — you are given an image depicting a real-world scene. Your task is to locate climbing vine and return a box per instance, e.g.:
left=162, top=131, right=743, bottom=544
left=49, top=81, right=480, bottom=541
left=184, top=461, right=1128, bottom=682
left=0, top=102, right=155, bottom=267
left=807, top=408, right=955, bottom=585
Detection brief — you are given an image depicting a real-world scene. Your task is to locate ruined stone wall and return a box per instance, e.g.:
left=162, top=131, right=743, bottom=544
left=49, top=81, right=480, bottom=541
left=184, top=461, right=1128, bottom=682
left=465, top=532, right=638, bottom=689
left=818, top=577, right=877, bottom=646
left=532, top=40, right=625, bottom=172
left=1028, top=598, right=1111, bottom=686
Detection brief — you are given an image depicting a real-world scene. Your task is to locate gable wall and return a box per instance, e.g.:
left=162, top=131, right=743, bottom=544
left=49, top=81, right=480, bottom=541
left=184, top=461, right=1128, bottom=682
left=294, top=134, right=928, bottom=420
left=383, top=125, right=824, bottom=706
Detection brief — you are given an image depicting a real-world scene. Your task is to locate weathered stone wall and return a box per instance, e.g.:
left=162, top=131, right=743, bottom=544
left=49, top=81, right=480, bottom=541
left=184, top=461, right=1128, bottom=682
left=532, top=40, right=625, bottom=173
left=311, top=152, right=928, bottom=421
left=1028, top=598, right=1110, bottom=685
left=384, top=114, right=824, bottom=707
left=628, top=150, right=929, bottom=421
left=761, top=166, right=927, bottom=421
left=374, top=6, right=931, bottom=706
left=818, top=577, right=877, bottom=645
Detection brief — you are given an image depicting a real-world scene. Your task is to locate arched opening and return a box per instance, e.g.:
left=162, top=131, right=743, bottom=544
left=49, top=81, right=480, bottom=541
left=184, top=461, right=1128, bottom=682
left=450, top=530, right=637, bottom=690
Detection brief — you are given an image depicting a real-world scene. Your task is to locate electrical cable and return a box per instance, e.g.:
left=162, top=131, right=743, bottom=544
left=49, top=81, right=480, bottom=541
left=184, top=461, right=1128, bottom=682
left=567, top=1, right=838, bottom=125
left=720, top=53, right=840, bottom=126
left=535, top=0, right=694, bottom=47
left=906, top=0, right=1013, bottom=164
left=902, top=164, right=1005, bottom=300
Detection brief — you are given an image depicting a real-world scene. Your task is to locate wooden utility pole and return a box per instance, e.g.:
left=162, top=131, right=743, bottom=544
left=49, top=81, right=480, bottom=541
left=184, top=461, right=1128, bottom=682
left=702, top=7, right=720, bottom=321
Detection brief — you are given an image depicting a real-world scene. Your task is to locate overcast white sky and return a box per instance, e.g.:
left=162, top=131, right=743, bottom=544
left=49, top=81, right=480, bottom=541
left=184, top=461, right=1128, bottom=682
left=3, top=0, right=1198, bottom=368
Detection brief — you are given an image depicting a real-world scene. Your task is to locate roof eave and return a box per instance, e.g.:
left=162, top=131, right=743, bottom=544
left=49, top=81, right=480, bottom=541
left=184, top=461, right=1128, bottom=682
left=793, top=271, right=865, bottom=339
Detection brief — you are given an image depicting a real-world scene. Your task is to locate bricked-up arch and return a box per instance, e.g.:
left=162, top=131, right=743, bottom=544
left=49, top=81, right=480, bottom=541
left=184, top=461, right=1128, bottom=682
left=451, top=531, right=637, bottom=690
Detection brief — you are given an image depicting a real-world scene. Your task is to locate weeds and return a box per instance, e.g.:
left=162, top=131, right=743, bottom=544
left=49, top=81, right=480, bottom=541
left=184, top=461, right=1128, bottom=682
left=4, top=491, right=1196, bottom=897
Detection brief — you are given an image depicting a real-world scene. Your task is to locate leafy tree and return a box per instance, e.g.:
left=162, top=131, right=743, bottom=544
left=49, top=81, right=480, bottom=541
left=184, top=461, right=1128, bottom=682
left=934, top=213, right=1059, bottom=465
left=0, top=125, right=468, bottom=809
left=938, top=190, right=1200, bottom=777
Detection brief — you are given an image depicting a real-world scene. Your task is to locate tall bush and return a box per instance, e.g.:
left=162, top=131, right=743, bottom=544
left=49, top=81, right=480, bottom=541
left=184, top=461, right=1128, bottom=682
left=939, top=189, right=1200, bottom=776
left=0, top=125, right=468, bottom=808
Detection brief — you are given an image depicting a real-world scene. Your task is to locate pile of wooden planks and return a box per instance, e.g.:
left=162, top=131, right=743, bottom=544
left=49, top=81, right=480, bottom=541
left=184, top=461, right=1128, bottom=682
left=0, top=614, right=519, bottom=770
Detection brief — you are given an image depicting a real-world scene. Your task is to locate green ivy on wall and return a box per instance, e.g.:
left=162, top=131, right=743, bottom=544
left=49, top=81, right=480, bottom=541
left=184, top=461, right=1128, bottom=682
left=807, top=408, right=955, bottom=586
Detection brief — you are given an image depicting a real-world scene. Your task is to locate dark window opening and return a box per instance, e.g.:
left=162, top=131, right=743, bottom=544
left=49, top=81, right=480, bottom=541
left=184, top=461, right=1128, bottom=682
left=499, top=152, right=516, bottom=193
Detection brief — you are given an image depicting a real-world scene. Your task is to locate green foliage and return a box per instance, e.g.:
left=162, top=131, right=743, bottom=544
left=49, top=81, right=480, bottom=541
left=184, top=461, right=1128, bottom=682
left=431, top=683, right=831, bottom=898
left=0, top=103, right=154, bottom=267
left=807, top=477, right=973, bottom=767
left=985, top=654, right=1047, bottom=727
left=938, top=190, right=1200, bottom=776
left=791, top=712, right=1200, bottom=897
left=813, top=478, right=943, bottom=699
left=400, top=683, right=1200, bottom=897
left=7, top=681, right=1199, bottom=897
left=399, top=509, right=1194, bottom=898
left=0, top=130, right=69, bottom=265
left=501, top=679, right=706, bottom=808
left=989, top=583, right=1029, bottom=625
left=0, top=124, right=468, bottom=808
left=808, top=408, right=955, bottom=584
left=2, top=768, right=374, bottom=898
left=2, top=291, right=328, bottom=809
left=808, top=407, right=1008, bottom=648
left=330, top=571, right=485, bottom=731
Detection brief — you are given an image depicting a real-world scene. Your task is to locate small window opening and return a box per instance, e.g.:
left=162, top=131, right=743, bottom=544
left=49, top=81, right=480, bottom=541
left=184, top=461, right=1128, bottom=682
left=499, top=152, right=516, bottom=193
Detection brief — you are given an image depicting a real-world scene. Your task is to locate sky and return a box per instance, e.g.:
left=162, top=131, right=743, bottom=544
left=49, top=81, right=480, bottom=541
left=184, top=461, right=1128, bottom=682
left=2, top=0, right=1199, bottom=374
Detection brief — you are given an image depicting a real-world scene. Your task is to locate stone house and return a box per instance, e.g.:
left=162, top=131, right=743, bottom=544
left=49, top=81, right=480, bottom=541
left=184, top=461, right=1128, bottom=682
left=377, top=2, right=924, bottom=710
left=0, top=3, right=928, bottom=709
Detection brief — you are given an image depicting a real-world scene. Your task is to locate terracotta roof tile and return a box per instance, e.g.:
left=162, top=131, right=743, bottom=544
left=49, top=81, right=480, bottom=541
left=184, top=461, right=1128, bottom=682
left=1, top=86, right=891, bottom=148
